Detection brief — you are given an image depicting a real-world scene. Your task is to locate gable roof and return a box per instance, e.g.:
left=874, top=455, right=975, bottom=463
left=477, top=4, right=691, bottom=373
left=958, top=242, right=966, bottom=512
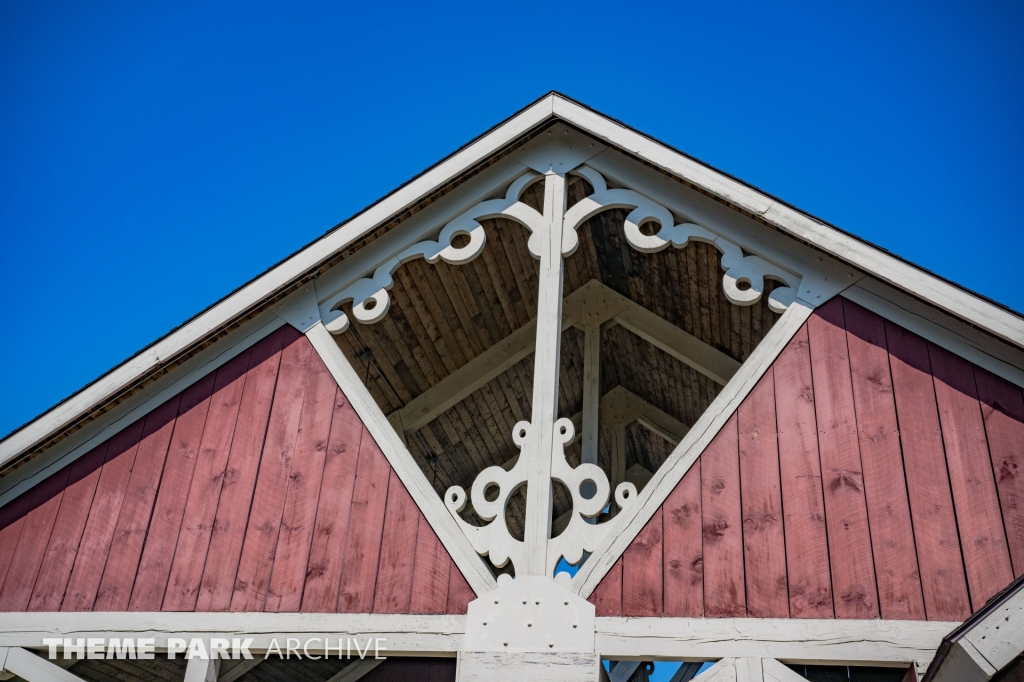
left=3, top=91, right=1022, bottom=481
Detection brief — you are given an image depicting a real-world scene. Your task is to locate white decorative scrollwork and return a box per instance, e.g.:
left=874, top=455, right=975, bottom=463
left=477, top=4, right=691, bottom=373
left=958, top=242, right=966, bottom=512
left=564, top=166, right=800, bottom=313
left=323, top=172, right=544, bottom=334
left=445, top=417, right=635, bottom=578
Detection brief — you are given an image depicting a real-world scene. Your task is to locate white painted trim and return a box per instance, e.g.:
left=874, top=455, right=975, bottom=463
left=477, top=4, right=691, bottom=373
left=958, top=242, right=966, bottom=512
left=572, top=301, right=816, bottom=597
left=0, top=612, right=466, bottom=655
left=2, top=647, right=86, bottom=682
left=842, top=279, right=1024, bottom=388
left=0, top=311, right=286, bottom=507
left=0, top=95, right=555, bottom=471
left=595, top=617, right=955, bottom=667
left=305, top=321, right=498, bottom=595
left=552, top=97, right=1024, bottom=348
left=185, top=656, right=219, bottom=682
left=928, top=580, right=1024, bottom=682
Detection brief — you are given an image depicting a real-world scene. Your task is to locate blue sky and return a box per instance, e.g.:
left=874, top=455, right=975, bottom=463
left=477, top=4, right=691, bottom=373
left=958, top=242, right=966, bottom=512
left=1, top=0, right=1022, bottom=438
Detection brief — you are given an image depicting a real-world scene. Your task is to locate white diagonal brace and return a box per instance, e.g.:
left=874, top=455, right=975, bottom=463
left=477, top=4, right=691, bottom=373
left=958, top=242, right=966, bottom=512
left=2, top=648, right=87, bottom=682
left=185, top=657, right=220, bottom=682
left=572, top=299, right=816, bottom=597
left=306, top=321, right=498, bottom=595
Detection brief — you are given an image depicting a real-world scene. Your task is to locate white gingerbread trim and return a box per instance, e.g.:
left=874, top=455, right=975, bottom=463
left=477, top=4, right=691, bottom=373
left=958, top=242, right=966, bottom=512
left=319, top=171, right=543, bottom=334
left=305, top=321, right=498, bottom=596
left=572, top=299, right=817, bottom=597
left=565, top=166, right=801, bottom=313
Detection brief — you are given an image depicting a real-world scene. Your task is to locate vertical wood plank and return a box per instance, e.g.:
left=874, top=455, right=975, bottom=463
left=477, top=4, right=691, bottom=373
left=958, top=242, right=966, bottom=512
left=663, top=464, right=703, bottom=617
left=62, top=420, right=145, bottom=611
left=589, top=558, right=623, bottom=617
left=0, top=466, right=72, bottom=610
left=93, top=396, right=181, bottom=611
left=28, top=442, right=109, bottom=611
left=807, top=299, right=879, bottom=619
left=843, top=300, right=924, bottom=620
left=445, top=563, right=475, bottom=615
left=162, top=349, right=251, bottom=611
left=409, top=516, right=452, bottom=615
left=300, top=396, right=363, bottom=613
left=128, top=373, right=217, bottom=611
left=229, top=331, right=313, bottom=612
left=372, top=470, right=422, bottom=614
left=0, top=491, right=37, bottom=599
left=774, top=326, right=833, bottom=618
left=622, top=507, right=664, bottom=616
left=886, top=320, right=970, bottom=620
left=975, top=367, right=1024, bottom=576
left=337, top=434, right=392, bottom=613
left=196, top=328, right=287, bottom=611
left=929, top=342, right=1014, bottom=608
left=701, top=414, right=746, bottom=617
left=265, top=352, right=338, bottom=613
left=738, top=369, right=788, bottom=618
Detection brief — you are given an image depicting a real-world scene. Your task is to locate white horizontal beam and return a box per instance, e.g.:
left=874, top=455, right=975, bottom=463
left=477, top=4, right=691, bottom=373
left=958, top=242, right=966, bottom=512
left=595, top=617, right=955, bottom=667
left=0, top=613, right=465, bottom=656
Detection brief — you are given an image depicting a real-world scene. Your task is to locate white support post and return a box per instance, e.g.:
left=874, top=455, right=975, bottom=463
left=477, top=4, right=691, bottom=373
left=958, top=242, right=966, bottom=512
left=582, top=324, right=601, bottom=467
left=184, top=656, right=219, bottom=682
left=1, top=648, right=87, bottom=682
left=217, top=658, right=261, bottom=682
left=522, top=171, right=568, bottom=576
left=581, top=324, right=601, bottom=503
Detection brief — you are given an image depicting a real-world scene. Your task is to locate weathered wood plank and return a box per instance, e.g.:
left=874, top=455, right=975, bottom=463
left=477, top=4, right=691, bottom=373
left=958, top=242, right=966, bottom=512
left=230, top=330, right=314, bottom=612
left=622, top=507, right=664, bottom=617
left=195, top=328, right=287, bottom=611
left=0, top=490, right=34, bottom=603
left=93, top=396, right=181, bottom=611
left=265, top=351, right=338, bottom=613
left=408, top=516, right=451, bottom=615
left=27, top=441, right=108, bottom=611
left=886, top=320, right=970, bottom=620
left=372, top=470, right=421, bottom=614
left=773, top=327, right=833, bottom=618
left=974, top=367, right=1024, bottom=576
left=300, top=397, right=363, bottom=612
left=162, top=349, right=251, bottom=611
left=128, top=372, right=217, bottom=611
left=738, top=369, right=788, bottom=618
left=929, top=342, right=1014, bottom=608
left=701, top=414, right=745, bottom=617
left=0, top=465, right=72, bottom=610
left=662, top=464, right=703, bottom=617
left=337, top=433, right=391, bottom=613
left=60, top=420, right=145, bottom=611
left=589, top=558, right=623, bottom=617
left=445, top=564, right=475, bottom=615
left=842, top=299, right=924, bottom=620
left=807, top=300, right=878, bottom=619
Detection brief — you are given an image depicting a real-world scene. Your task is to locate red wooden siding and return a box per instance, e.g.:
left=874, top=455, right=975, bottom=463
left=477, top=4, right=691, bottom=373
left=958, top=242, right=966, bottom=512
left=0, top=326, right=474, bottom=614
left=592, top=297, right=1024, bottom=620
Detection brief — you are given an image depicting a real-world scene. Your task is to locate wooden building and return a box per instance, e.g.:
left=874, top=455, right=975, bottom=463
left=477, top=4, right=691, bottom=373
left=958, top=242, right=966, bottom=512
left=0, top=93, right=1022, bottom=682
